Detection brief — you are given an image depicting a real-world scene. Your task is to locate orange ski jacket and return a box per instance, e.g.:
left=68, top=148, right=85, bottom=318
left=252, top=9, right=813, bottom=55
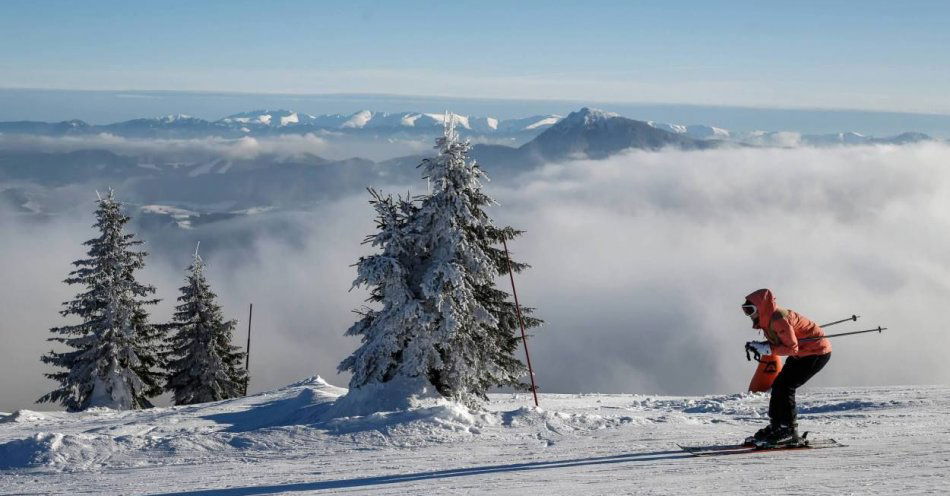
left=745, top=289, right=832, bottom=357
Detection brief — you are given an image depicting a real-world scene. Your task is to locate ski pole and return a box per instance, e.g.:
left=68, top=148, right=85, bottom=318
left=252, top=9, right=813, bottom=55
left=800, top=326, right=886, bottom=342
left=746, top=325, right=885, bottom=362
left=819, top=314, right=859, bottom=328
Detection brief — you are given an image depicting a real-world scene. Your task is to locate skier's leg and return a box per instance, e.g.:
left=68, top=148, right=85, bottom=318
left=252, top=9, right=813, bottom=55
left=768, top=356, right=800, bottom=427
left=784, top=353, right=831, bottom=427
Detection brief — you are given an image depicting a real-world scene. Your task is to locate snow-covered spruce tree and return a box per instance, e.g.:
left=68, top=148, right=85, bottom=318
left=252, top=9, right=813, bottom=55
left=340, top=121, right=541, bottom=408
left=164, top=247, right=246, bottom=405
left=408, top=121, right=541, bottom=406
left=339, top=189, right=424, bottom=388
left=39, top=191, right=164, bottom=411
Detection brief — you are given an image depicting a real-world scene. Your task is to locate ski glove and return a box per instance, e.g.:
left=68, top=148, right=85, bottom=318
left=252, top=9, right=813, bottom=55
left=745, top=341, right=772, bottom=361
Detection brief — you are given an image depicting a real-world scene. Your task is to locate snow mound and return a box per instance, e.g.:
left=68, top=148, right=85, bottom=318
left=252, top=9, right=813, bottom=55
left=320, top=403, right=489, bottom=447
left=0, top=433, right=66, bottom=469
left=326, top=375, right=443, bottom=418
left=1, top=409, right=51, bottom=424
left=194, top=375, right=491, bottom=447
left=0, top=377, right=641, bottom=471
left=0, top=432, right=121, bottom=470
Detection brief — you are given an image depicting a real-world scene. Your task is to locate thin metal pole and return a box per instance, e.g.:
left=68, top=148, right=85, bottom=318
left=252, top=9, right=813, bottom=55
left=819, top=314, right=859, bottom=328
left=502, top=238, right=539, bottom=407
left=801, top=326, right=886, bottom=342
left=245, top=303, right=253, bottom=396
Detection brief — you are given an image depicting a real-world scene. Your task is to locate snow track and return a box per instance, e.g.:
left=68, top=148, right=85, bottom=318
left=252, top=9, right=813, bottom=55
left=1, top=380, right=947, bottom=494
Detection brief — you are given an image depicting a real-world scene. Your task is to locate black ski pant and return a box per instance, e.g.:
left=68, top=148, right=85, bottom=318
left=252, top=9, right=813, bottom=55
left=769, top=353, right=831, bottom=428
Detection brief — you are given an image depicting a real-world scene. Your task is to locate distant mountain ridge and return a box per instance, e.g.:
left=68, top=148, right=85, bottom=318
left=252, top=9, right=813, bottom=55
left=0, top=106, right=944, bottom=228
left=0, top=110, right=563, bottom=139
left=524, top=108, right=716, bottom=160
left=647, top=121, right=934, bottom=147
left=0, top=108, right=720, bottom=221
left=0, top=108, right=935, bottom=147
left=374, top=107, right=719, bottom=177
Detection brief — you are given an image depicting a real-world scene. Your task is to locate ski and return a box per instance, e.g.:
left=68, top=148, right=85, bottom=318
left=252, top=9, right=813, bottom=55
left=678, top=438, right=844, bottom=457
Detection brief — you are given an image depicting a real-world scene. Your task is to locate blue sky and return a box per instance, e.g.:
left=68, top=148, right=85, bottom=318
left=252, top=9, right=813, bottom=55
left=2, top=1, right=949, bottom=113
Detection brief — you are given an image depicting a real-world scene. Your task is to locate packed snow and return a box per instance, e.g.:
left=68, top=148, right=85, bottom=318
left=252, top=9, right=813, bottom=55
left=1, top=379, right=946, bottom=494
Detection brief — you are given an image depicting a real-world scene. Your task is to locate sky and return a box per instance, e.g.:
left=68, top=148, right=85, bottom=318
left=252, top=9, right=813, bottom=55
left=2, top=1, right=950, bottom=114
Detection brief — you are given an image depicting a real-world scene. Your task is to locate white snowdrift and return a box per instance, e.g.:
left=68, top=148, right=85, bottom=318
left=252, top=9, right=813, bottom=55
left=0, top=376, right=639, bottom=472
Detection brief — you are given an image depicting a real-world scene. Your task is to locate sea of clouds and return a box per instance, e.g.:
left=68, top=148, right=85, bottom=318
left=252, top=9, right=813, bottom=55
left=3, top=142, right=949, bottom=411
left=0, top=132, right=437, bottom=162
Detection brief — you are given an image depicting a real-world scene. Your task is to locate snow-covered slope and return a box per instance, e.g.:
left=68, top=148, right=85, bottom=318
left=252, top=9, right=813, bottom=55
left=1, top=379, right=946, bottom=494
left=521, top=107, right=712, bottom=161
left=648, top=121, right=731, bottom=140
left=219, top=109, right=315, bottom=128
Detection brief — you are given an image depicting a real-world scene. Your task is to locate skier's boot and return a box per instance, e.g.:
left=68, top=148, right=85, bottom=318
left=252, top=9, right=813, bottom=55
left=743, top=423, right=776, bottom=446
left=754, top=424, right=804, bottom=449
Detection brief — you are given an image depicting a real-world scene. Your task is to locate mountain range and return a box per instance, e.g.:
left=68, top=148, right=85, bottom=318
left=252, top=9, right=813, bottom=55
left=0, top=107, right=942, bottom=228
left=0, top=110, right=563, bottom=140
left=0, top=107, right=935, bottom=147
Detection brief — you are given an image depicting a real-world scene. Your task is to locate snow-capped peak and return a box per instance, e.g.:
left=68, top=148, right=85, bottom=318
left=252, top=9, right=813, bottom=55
left=211, top=109, right=561, bottom=133
left=342, top=110, right=374, bottom=128
left=561, top=107, right=620, bottom=127
left=219, top=109, right=311, bottom=127
left=525, top=116, right=560, bottom=130
left=648, top=121, right=731, bottom=140
left=159, top=114, right=193, bottom=123
left=423, top=112, right=472, bottom=130
left=279, top=112, right=299, bottom=126
left=648, top=121, right=688, bottom=134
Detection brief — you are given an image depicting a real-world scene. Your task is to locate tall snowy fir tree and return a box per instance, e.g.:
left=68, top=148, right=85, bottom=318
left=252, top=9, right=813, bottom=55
left=164, top=247, right=246, bottom=405
left=39, top=191, right=164, bottom=412
left=340, top=120, right=541, bottom=407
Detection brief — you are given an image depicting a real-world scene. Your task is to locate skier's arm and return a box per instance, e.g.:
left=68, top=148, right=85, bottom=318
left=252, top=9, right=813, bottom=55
left=769, top=316, right=799, bottom=356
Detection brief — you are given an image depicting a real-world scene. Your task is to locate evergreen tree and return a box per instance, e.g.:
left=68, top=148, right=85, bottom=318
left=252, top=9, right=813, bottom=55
left=340, top=121, right=541, bottom=407
left=164, top=247, right=246, bottom=405
left=39, top=190, right=164, bottom=411
left=408, top=121, right=540, bottom=405
left=339, top=190, right=424, bottom=387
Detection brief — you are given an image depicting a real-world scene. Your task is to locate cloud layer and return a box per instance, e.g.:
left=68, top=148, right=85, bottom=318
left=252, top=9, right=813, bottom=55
left=496, top=143, right=949, bottom=394
left=0, top=132, right=435, bottom=162
left=3, top=143, right=950, bottom=410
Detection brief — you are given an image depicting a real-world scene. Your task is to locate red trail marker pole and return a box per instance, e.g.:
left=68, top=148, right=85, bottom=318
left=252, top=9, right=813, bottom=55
left=503, top=238, right=539, bottom=407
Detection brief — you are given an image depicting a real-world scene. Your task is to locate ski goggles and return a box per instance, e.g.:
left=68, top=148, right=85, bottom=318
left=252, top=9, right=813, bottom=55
left=741, top=303, right=758, bottom=318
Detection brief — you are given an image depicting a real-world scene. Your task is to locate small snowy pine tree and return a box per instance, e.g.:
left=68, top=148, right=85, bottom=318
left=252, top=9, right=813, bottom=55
left=39, top=190, right=164, bottom=411
left=164, top=246, right=246, bottom=405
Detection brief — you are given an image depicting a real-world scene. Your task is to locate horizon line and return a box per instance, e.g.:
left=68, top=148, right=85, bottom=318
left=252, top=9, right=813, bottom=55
left=3, top=86, right=950, bottom=119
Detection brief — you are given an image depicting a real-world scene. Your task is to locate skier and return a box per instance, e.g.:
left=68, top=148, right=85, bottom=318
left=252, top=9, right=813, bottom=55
left=741, top=288, right=832, bottom=447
